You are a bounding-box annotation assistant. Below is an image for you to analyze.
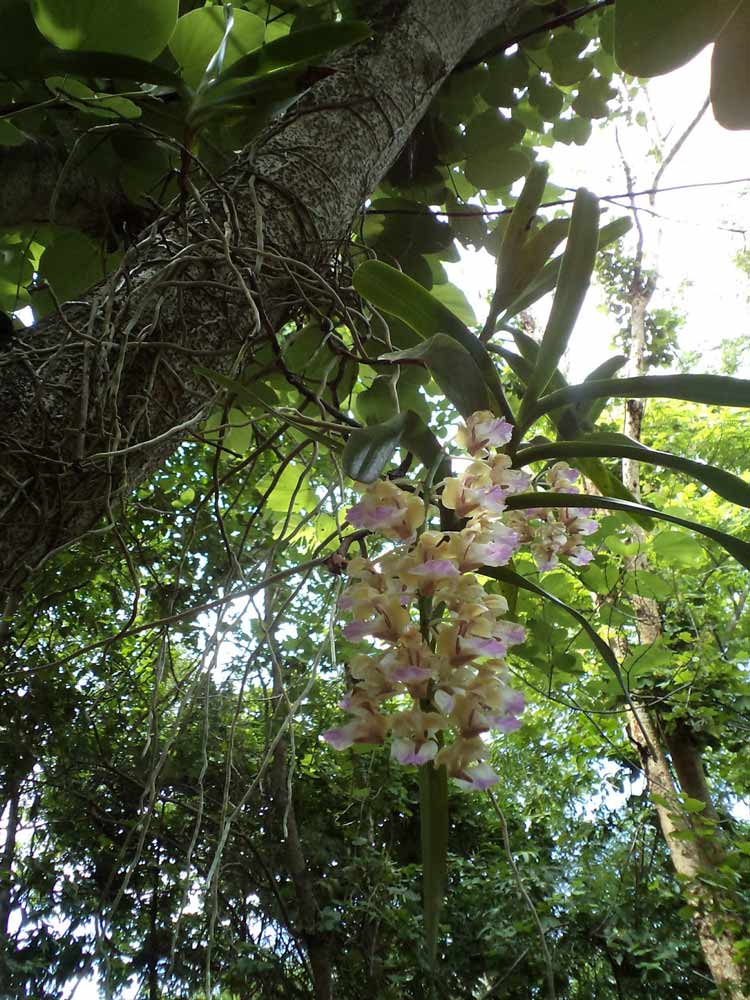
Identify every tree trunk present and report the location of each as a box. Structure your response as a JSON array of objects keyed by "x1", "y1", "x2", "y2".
[
  {"x1": 618, "y1": 207, "x2": 748, "y2": 998},
  {"x1": 0, "y1": 778, "x2": 20, "y2": 992},
  {"x1": 0, "y1": 0, "x2": 524, "y2": 597}
]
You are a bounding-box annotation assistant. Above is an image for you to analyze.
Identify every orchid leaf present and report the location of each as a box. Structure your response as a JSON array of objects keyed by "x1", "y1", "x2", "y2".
[
  {"x1": 501, "y1": 215, "x2": 631, "y2": 321},
  {"x1": 215, "y1": 20, "x2": 371, "y2": 83},
  {"x1": 530, "y1": 373, "x2": 750, "y2": 424},
  {"x1": 342, "y1": 409, "x2": 447, "y2": 483},
  {"x1": 519, "y1": 188, "x2": 600, "y2": 420},
  {"x1": 515, "y1": 433, "x2": 750, "y2": 508},
  {"x1": 382, "y1": 334, "x2": 490, "y2": 418},
  {"x1": 1, "y1": 47, "x2": 184, "y2": 89},
  {"x1": 353, "y1": 260, "x2": 513, "y2": 421}
]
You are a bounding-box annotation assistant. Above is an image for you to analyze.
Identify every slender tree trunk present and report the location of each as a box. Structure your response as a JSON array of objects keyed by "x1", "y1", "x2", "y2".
[
  {"x1": 0, "y1": 778, "x2": 20, "y2": 993},
  {"x1": 0, "y1": 779, "x2": 19, "y2": 938},
  {"x1": 618, "y1": 204, "x2": 748, "y2": 998}
]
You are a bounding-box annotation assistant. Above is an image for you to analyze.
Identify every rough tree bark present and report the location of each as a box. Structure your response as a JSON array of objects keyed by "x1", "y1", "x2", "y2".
[{"x1": 0, "y1": 0, "x2": 524, "y2": 597}]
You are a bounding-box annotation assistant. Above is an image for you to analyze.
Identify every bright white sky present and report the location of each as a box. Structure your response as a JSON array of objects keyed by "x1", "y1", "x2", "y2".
[
  {"x1": 449, "y1": 47, "x2": 750, "y2": 380},
  {"x1": 64, "y1": 45, "x2": 750, "y2": 1000}
]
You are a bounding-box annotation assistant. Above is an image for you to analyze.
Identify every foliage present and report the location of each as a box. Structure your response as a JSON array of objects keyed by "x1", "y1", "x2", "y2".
[{"x1": 2, "y1": 1, "x2": 750, "y2": 998}]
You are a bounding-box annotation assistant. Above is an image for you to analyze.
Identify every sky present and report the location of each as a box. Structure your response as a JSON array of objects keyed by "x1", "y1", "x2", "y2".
[
  {"x1": 49, "y1": 43, "x2": 750, "y2": 1000},
  {"x1": 448, "y1": 47, "x2": 750, "y2": 380}
]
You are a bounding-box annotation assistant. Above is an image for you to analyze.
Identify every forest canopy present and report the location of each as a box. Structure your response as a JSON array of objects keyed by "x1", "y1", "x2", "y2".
[{"x1": 1, "y1": 1, "x2": 750, "y2": 998}]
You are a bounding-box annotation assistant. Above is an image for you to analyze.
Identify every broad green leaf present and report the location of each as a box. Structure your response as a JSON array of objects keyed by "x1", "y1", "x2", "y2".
[
  {"x1": 711, "y1": 0, "x2": 750, "y2": 129},
  {"x1": 354, "y1": 376, "x2": 396, "y2": 426},
  {"x1": 382, "y1": 335, "x2": 490, "y2": 418},
  {"x1": 170, "y1": 7, "x2": 265, "y2": 89},
  {"x1": 515, "y1": 433, "x2": 750, "y2": 508},
  {"x1": 342, "y1": 410, "x2": 446, "y2": 484},
  {"x1": 419, "y1": 763, "x2": 448, "y2": 971},
  {"x1": 31, "y1": 0, "x2": 178, "y2": 61},
  {"x1": 530, "y1": 373, "x2": 750, "y2": 423},
  {"x1": 519, "y1": 188, "x2": 599, "y2": 419},
  {"x1": 614, "y1": 0, "x2": 740, "y2": 77},
  {"x1": 38, "y1": 230, "x2": 107, "y2": 302},
  {"x1": 216, "y1": 20, "x2": 370, "y2": 83},
  {"x1": 501, "y1": 215, "x2": 631, "y2": 321},
  {"x1": 652, "y1": 530, "x2": 705, "y2": 567},
  {"x1": 505, "y1": 492, "x2": 750, "y2": 569},
  {"x1": 353, "y1": 261, "x2": 512, "y2": 421},
  {"x1": 430, "y1": 282, "x2": 477, "y2": 327}
]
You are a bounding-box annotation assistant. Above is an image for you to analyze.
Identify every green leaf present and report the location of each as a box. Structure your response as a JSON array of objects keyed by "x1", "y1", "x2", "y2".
[
  {"x1": 354, "y1": 376, "x2": 397, "y2": 426},
  {"x1": 495, "y1": 163, "x2": 550, "y2": 310},
  {"x1": 614, "y1": 0, "x2": 740, "y2": 77},
  {"x1": 16, "y1": 48, "x2": 184, "y2": 89},
  {"x1": 485, "y1": 566, "x2": 628, "y2": 691},
  {"x1": 551, "y1": 116, "x2": 592, "y2": 145},
  {"x1": 505, "y1": 492, "x2": 750, "y2": 569},
  {"x1": 342, "y1": 410, "x2": 446, "y2": 483},
  {"x1": 419, "y1": 763, "x2": 448, "y2": 970},
  {"x1": 430, "y1": 282, "x2": 477, "y2": 327},
  {"x1": 515, "y1": 433, "x2": 750, "y2": 508},
  {"x1": 519, "y1": 188, "x2": 599, "y2": 419},
  {"x1": 531, "y1": 373, "x2": 750, "y2": 422},
  {"x1": 382, "y1": 335, "x2": 490, "y2": 418},
  {"x1": 38, "y1": 230, "x2": 107, "y2": 302},
  {"x1": 0, "y1": 0, "x2": 49, "y2": 68},
  {"x1": 711, "y1": 1, "x2": 750, "y2": 129},
  {"x1": 216, "y1": 20, "x2": 370, "y2": 83},
  {"x1": 528, "y1": 73, "x2": 564, "y2": 119},
  {"x1": 501, "y1": 215, "x2": 631, "y2": 321},
  {"x1": 31, "y1": 0, "x2": 178, "y2": 61},
  {"x1": 170, "y1": 7, "x2": 265, "y2": 89},
  {"x1": 353, "y1": 261, "x2": 512, "y2": 421},
  {"x1": 575, "y1": 354, "x2": 628, "y2": 424},
  {"x1": 465, "y1": 146, "x2": 531, "y2": 191},
  {"x1": 652, "y1": 530, "x2": 705, "y2": 567},
  {"x1": 188, "y1": 64, "x2": 329, "y2": 127}
]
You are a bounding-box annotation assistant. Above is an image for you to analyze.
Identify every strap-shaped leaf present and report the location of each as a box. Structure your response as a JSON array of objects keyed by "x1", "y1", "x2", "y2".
[
  {"x1": 530, "y1": 373, "x2": 750, "y2": 424},
  {"x1": 484, "y1": 567, "x2": 626, "y2": 688},
  {"x1": 420, "y1": 762, "x2": 448, "y2": 971},
  {"x1": 215, "y1": 21, "x2": 371, "y2": 83},
  {"x1": 505, "y1": 492, "x2": 750, "y2": 569},
  {"x1": 342, "y1": 409, "x2": 447, "y2": 483},
  {"x1": 382, "y1": 335, "x2": 490, "y2": 418},
  {"x1": 501, "y1": 216, "x2": 631, "y2": 322},
  {"x1": 495, "y1": 339, "x2": 647, "y2": 522},
  {"x1": 495, "y1": 163, "x2": 550, "y2": 310},
  {"x1": 2, "y1": 47, "x2": 184, "y2": 89},
  {"x1": 515, "y1": 433, "x2": 750, "y2": 508},
  {"x1": 518, "y1": 188, "x2": 600, "y2": 419},
  {"x1": 575, "y1": 354, "x2": 628, "y2": 425},
  {"x1": 189, "y1": 64, "x2": 331, "y2": 126},
  {"x1": 353, "y1": 261, "x2": 513, "y2": 421}
]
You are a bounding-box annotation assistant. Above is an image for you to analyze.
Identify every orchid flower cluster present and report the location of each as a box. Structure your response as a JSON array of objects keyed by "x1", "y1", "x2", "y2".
[{"x1": 323, "y1": 411, "x2": 598, "y2": 792}]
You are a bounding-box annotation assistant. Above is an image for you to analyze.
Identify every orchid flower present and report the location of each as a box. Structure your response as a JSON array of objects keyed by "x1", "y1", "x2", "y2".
[{"x1": 327, "y1": 416, "x2": 598, "y2": 791}]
